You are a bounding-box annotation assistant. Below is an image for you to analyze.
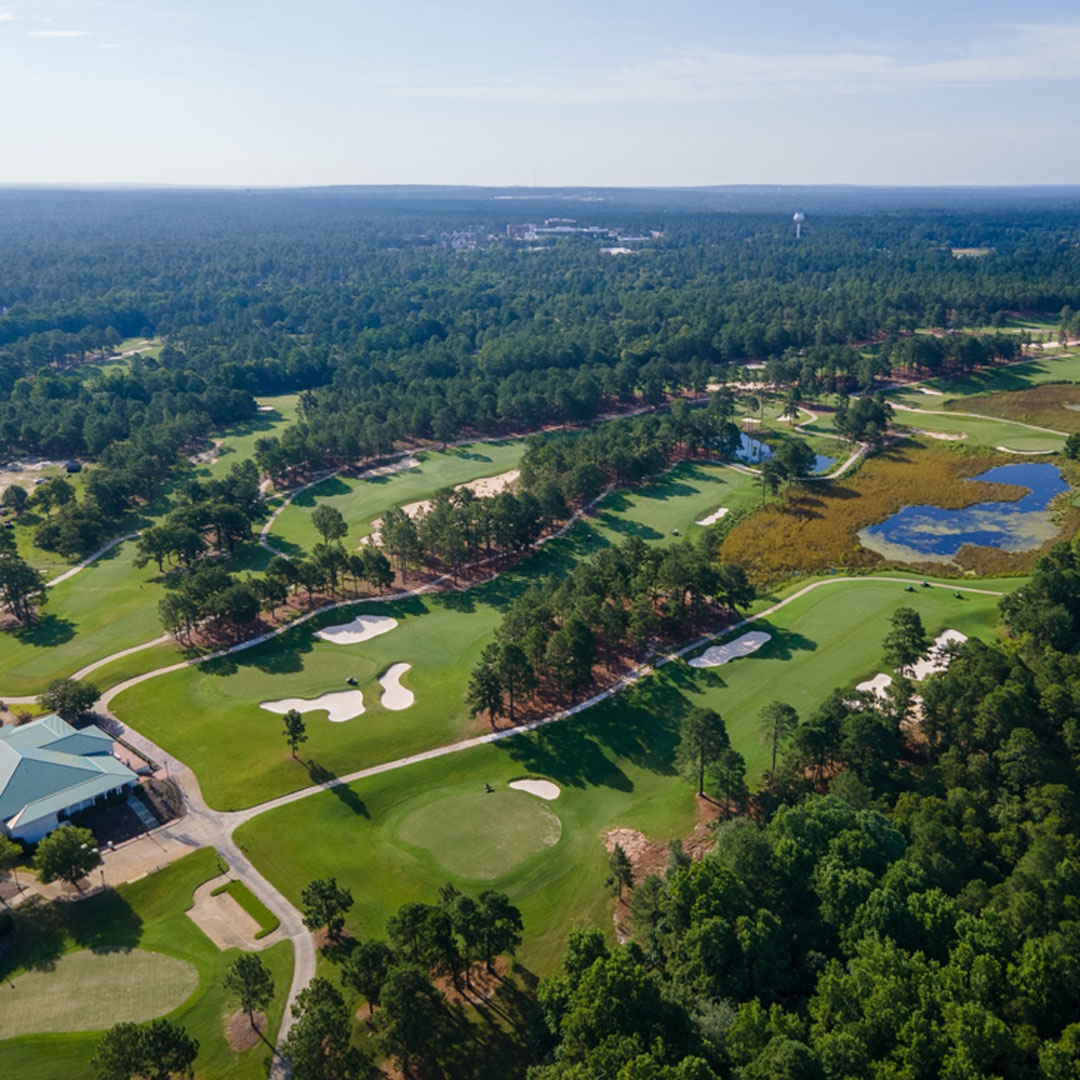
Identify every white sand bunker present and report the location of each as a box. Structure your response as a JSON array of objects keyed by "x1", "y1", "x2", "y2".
[
  {"x1": 509, "y1": 778, "x2": 561, "y2": 800},
  {"x1": 379, "y1": 663, "x2": 414, "y2": 710},
  {"x1": 914, "y1": 429, "x2": 966, "y2": 441},
  {"x1": 695, "y1": 507, "x2": 730, "y2": 527},
  {"x1": 315, "y1": 614, "x2": 398, "y2": 645},
  {"x1": 260, "y1": 690, "x2": 365, "y2": 724},
  {"x1": 856, "y1": 673, "x2": 894, "y2": 700},
  {"x1": 688, "y1": 630, "x2": 771, "y2": 668},
  {"x1": 912, "y1": 629, "x2": 967, "y2": 680},
  {"x1": 256, "y1": 404, "x2": 276, "y2": 412},
  {"x1": 916, "y1": 386, "x2": 944, "y2": 396},
  {"x1": 364, "y1": 468, "x2": 520, "y2": 547},
  {"x1": 856, "y1": 629, "x2": 968, "y2": 699},
  {"x1": 995, "y1": 445, "x2": 1055, "y2": 456}
]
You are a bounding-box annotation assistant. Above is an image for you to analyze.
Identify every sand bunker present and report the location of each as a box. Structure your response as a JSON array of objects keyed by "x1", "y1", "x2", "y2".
[
  {"x1": 995, "y1": 445, "x2": 1055, "y2": 456},
  {"x1": 916, "y1": 386, "x2": 944, "y2": 396},
  {"x1": 856, "y1": 672, "x2": 894, "y2": 700},
  {"x1": 914, "y1": 429, "x2": 966, "y2": 441},
  {"x1": 260, "y1": 690, "x2": 365, "y2": 723},
  {"x1": 856, "y1": 629, "x2": 968, "y2": 698},
  {"x1": 364, "y1": 468, "x2": 520, "y2": 546},
  {"x1": 315, "y1": 614, "x2": 397, "y2": 645},
  {"x1": 379, "y1": 663, "x2": 414, "y2": 710},
  {"x1": 911, "y1": 629, "x2": 967, "y2": 680},
  {"x1": 256, "y1": 404, "x2": 276, "y2": 412},
  {"x1": 695, "y1": 507, "x2": 730, "y2": 527},
  {"x1": 688, "y1": 630, "x2": 771, "y2": 668},
  {"x1": 509, "y1": 778, "x2": 561, "y2": 800}
]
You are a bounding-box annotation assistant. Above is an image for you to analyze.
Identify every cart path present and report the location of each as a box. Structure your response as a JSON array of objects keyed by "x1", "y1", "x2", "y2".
[
  {"x1": 86, "y1": 571, "x2": 1005, "y2": 1066},
  {"x1": 890, "y1": 401, "x2": 1067, "y2": 437}
]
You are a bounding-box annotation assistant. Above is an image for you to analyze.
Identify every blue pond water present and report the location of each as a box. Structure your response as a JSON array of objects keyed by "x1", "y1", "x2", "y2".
[
  {"x1": 859, "y1": 462, "x2": 1069, "y2": 563},
  {"x1": 734, "y1": 432, "x2": 835, "y2": 475}
]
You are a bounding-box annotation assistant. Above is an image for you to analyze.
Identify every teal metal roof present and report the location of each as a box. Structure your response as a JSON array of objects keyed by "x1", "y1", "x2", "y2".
[{"x1": 0, "y1": 715, "x2": 136, "y2": 829}]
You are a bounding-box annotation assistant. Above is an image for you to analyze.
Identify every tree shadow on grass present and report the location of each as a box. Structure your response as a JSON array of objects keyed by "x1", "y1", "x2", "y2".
[
  {"x1": 596, "y1": 512, "x2": 662, "y2": 542},
  {"x1": 496, "y1": 671, "x2": 686, "y2": 788},
  {"x1": 3, "y1": 890, "x2": 143, "y2": 975},
  {"x1": 292, "y1": 476, "x2": 352, "y2": 507},
  {"x1": 304, "y1": 761, "x2": 369, "y2": 818},
  {"x1": 14, "y1": 613, "x2": 75, "y2": 648}
]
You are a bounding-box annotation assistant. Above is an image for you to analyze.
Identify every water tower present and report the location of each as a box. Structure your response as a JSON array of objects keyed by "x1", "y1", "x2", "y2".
[{"x1": 793, "y1": 211, "x2": 805, "y2": 239}]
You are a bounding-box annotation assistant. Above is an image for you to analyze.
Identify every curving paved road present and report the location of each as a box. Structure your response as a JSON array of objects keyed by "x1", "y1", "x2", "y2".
[{"x1": 87, "y1": 572, "x2": 1004, "y2": 1062}]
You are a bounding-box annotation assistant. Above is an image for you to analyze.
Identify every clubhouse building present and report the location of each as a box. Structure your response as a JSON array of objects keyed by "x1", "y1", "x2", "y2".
[{"x1": 0, "y1": 714, "x2": 137, "y2": 842}]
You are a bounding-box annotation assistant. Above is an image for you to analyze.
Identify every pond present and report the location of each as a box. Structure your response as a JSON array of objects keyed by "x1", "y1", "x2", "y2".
[
  {"x1": 859, "y1": 462, "x2": 1069, "y2": 563},
  {"x1": 735, "y1": 432, "x2": 835, "y2": 475}
]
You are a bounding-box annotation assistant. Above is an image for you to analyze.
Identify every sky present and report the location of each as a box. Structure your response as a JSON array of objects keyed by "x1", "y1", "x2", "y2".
[{"x1": 3, "y1": 0, "x2": 1080, "y2": 187}]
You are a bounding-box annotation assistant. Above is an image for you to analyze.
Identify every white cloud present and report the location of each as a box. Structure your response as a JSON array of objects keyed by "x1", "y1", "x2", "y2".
[
  {"x1": 27, "y1": 29, "x2": 89, "y2": 39},
  {"x1": 401, "y1": 20, "x2": 1080, "y2": 105},
  {"x1": 0, "y1": 12, "x2": 15, "y2": 21}
]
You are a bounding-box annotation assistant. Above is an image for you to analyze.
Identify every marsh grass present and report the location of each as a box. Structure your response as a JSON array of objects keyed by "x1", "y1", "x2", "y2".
[{"x1": 720, "y1": 439, "x2": 1077, "y2": 581}]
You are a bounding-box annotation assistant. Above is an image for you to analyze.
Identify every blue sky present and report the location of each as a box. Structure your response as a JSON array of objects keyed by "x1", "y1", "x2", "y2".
[{"x1": 3, "y1": 0, "x2": 1080, "y2": 186}]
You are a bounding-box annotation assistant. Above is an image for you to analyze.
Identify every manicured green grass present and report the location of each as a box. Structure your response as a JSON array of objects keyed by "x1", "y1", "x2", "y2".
[
  {"x1": 890, "y1": 406, "x2": 1062, "y2": 452},
  {"x1": 238, "y1": 574, "x2": 1013, "y2": 975},
  {"x1": 268, "y1": 440, "x2": 524, "y2": 557},
  {"x1": 197, "y1": 394, "x2": 299, "y2": 485},
  {"x1": 211, "y1": 879, "x2": 280, "y2": 939},
  {"x1": 109, "y1": 463, "x2": 759, "y2": 810},
  {"x1": 0, "y1": 540, "x2": 169, "y2": 695},
  {"x1": 0, "y1": 849, "x2": 294, "y2": 1080},
  {"x1": 399, "y1": 791, "x2": 562, "y2": 879},
  {"x1": 0, "y1": 398, "x2": 302, "y2": 696},
  {"x1": 237, "y1": 738, "x2": 694, "y2": 974},
  {"x1": 0, "y1": 949, "x2": 198, "y2": 1038},
  {"x1": 887, "y1": 350, "x2": 1080, "y2": 407}
]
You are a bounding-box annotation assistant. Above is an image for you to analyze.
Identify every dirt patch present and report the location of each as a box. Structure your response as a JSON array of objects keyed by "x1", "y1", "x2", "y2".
[
  {"x1": 187, "y1": 874, "x2": 269, "y2": 950},
  {"x1": 225, "y1": 1009, "x2": 267, "y2": 1052},
  {"x1": 431, "y1": 955, "x2": 512, "y2": 1007}
]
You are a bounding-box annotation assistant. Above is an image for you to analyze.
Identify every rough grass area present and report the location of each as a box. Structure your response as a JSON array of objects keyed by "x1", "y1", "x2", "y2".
[
  {"x1": 399, "y1": 791, "x2": 562, "y2": 880},
  {"x1": 210, "y1": 879, "x2": 280, "y2": 939},
  {"x1": 720, "y1": 440, "x2": 1077, "y2": 581},
  {"x1": 950, "y1": 382, "x2": 1080, "y2": 434},
  {"x1": 237, "y1": 575, "x2": 1011, "y2": 975},
  {"x1": 0, "y1": 950, "x2": 198, "y2": 1038},
  {"x1": 0, "y1": 849, "x2": 293, "y2": 1080}
]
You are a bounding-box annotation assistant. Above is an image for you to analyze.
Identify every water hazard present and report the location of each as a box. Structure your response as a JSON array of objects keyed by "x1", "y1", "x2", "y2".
[
  {"x1": 859, "y1": 462, "x2": 1068, "y2": 563},
  {"x1": 735, "y1": 432, "x2": 835, "y2": 475}
]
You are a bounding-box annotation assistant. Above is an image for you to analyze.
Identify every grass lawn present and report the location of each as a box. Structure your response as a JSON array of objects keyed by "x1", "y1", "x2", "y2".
[
  {"x1": 886, "y1": 350, "x2": 1080, "y2": 407},
  {"x1": 0, "y1": 540, "x2": 169, "y2": 695},
  {"x1": 0, "y1": 849, "x2": 293, "y2": 1080},
  {"x1": 237, "y1": 574, "x2": 1011, "y2": 975},
  {"x1": 109, "y1": 463, "x2": 760, "y2": 810},
  {"x1": 196, "y1": 394, "x2": 299, "y2": 485},
  {"x1": 0, "y1": 949, "x2": 198, "y2": 1038},
  {"x1": 0, "y1": 398, "x2": 302, "y2": 696},
  {"x1": 268, "y1": 440, "x2": 525, "y2": 558},
  {"x1": 890, "y1": 406, "x2": 1062, "y2": 452}
]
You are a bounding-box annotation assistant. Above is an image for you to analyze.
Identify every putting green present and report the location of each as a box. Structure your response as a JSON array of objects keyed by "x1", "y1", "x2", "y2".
[
  {"x1": 0, "y1": 949, "x2": 198, "y2": 1038},
  {"x1": 398, "y1": 791, "x2": 562, "y2": 880}
]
